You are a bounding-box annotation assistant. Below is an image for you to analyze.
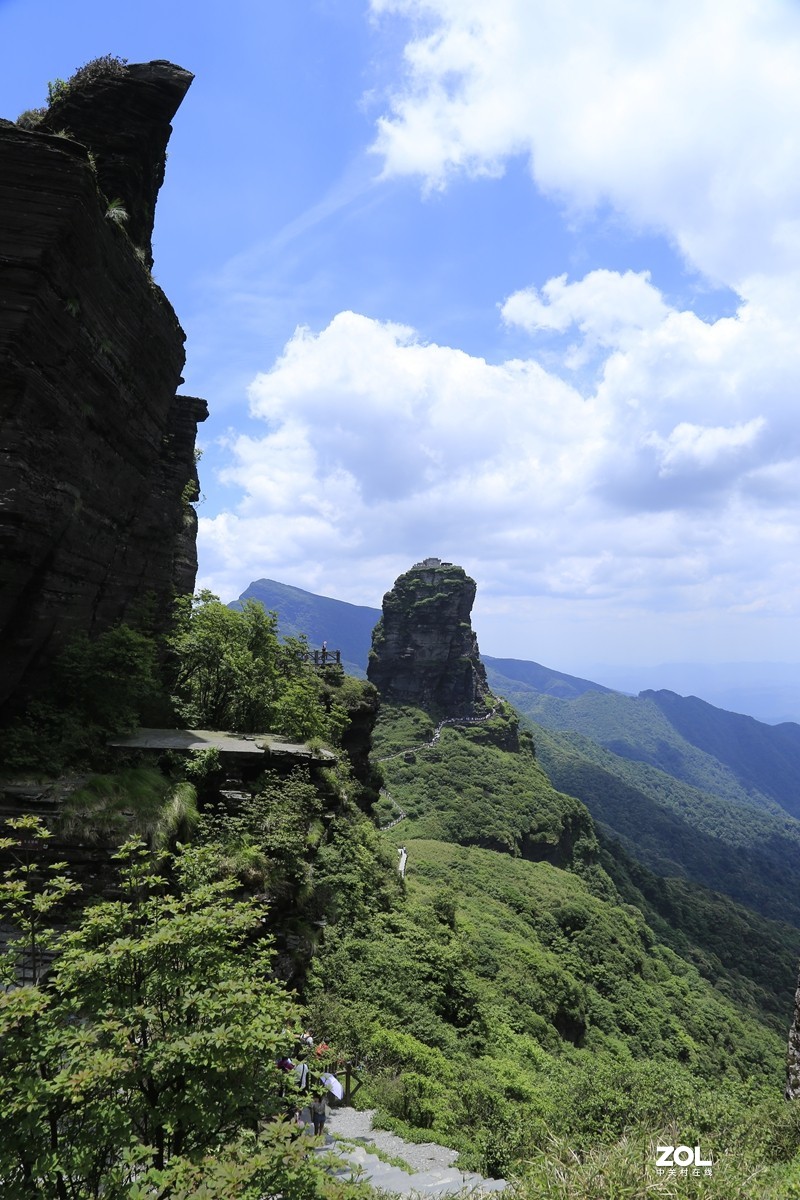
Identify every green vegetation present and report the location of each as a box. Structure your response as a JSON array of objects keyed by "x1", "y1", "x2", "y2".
[
  {"x1": 529, "y1": 722, "x2": 800, "y2": 927},
  {"x1": 17, "y1": 54, "x2": 128, "y2": 123},
  {"x1": 644, "y1": 688, "x2": 800, "y2": 818},
  {"x1": 0, "y1": 623, "x2": 166, "y2": 774},
  {"x1": 194, "y1": 765, "x2": 400, "y2": 947},
  {"x1": 168, "y1": 591, "x2": 351, "y2": 743},
  {"x1": 513, "y1": 1127, "x2": 800, "y2": 1199},
  {"x1": 514, "y1": 689, "x2": 779, "y2": 810},
  {"x1": 0, "y1": 816, "x2": 80, "y2": 985},
  {"x1": 65, "y1": 54, "x2": 128, "y2": 89},
  {"x1": 0, "y1": 706, "x2": 393, "y2": 1196},
  {"x1": 4, "y1": 576, "x2": 800, "y2": 1195},
  {"x1": 15, "y1": 107, "x2": 47, "y2": 129},
  {"x1": 0, "y1": 591, "x2": 368, "y2": 777},
  {"x1": 599, "y1": 834, "x2": 800, "y2": 1035},
  {"x1": 105, "y1": 197, "x2": 129, "y2": 223},
  {"x1": 374, "y1": 703, "x2": 601, "y2": 871},
  {"x1": 302, "y1": 695, "x2": 800, "y2": 1189},
  {"x1": 59, "y1": 768, "x2": 198, "y2": 848},
  {"x1": 308, "y1": 836, "x2": 791, "y2": 1179},
  {"x1": 0, "y1": 829, "x2": 364, "y2": 1199}
]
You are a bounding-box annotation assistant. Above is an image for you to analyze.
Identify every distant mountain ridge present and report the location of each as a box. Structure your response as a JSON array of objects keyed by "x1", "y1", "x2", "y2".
[
  {"x1": 231, "y1": 578, "x2": 378, "y2": 676},
  {"x1": 230, "y1": 578, "x2": 614, "y2": 700},
  {"x1": 644, "y1": 688, "x2": 800, "y2": 817},
  {"x1": 481, "y1": 656, "x2": 614, "y2": 699},
  {"x1": 585, "y1": 661, "x2": 800, "y2": 726}
]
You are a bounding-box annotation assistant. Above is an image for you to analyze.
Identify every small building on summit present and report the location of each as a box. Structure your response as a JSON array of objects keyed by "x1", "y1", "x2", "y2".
[{"x1": 411, "y1": 557, "x2": 454, "y2": 570}]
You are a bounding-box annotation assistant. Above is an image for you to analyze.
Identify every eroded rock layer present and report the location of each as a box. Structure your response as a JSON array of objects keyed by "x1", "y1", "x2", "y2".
[
  {"x1": 367, "y1": 558, "x2": 489, "y2": 715},
  {"x1": 0, "y1": 61, "x2": 207, "y2": 716}
]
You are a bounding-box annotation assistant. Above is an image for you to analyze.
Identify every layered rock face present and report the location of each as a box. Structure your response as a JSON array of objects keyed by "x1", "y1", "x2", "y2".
[
  {"x1": 367, "y1": 558, "x2": 490, "y2": 715},
  {"x1": 0, "y1": 61, "x2": 207, "y2": 717}
]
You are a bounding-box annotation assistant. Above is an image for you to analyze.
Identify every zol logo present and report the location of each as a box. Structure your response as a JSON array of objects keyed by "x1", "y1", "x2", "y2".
[{"x1": 655, "y1": 1146, "x2": 712, "y2": 1168}]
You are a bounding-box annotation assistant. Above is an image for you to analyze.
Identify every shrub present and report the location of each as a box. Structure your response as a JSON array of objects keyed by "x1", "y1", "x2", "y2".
[
  {"x1": 68, "y1": 54, "x2": 128, "y2": 89},
  {"x1": 16, "y1": 107, "x2": 46, "y2": 129}
]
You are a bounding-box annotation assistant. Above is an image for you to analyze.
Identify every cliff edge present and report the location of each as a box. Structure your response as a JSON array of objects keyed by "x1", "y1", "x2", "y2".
[{"x1": 0, "y1": 59, "x2": 207, "y2": 717}]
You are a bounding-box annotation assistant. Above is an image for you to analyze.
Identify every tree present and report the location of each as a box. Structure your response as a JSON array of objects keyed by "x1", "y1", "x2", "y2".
[
  {"x1": 0, "y1": 835, "x2": 353, "y2": 1199},
  {"x1": 168, "y1": 592, "x2": 342, "y2": 743},
  {"x1": 169, "y1": 591, "x2": 283, "y2": 730},
  {"x1": 0, "y1": 815, "x2": 79, "y2": 986}
]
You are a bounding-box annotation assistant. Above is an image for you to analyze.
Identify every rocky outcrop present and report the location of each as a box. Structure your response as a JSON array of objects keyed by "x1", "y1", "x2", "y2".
[
  {"x1": 39, "y1": 59, "x2": 193, "y2": 270},
  {"x1": 0, "y1": 61, "x2": 207, "y2": 718},
  {"x1": 367, "y1": 558, "x2": 490, "y2": 715},
  {"x1": 786, "y1": 975, "x2": 800, "y2": 1099}
]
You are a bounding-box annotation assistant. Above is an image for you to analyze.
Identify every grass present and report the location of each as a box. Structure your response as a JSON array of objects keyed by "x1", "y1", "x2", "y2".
[
  {"x1": 334, "y1": 1137, "x2": 416, "y2": 1174},
  {"x1": 513, "y1": 1130, "x2": 800, "y2": 1199},
  {"x1": 59, "y1": 767, "x2": 197, "y2": 845}
]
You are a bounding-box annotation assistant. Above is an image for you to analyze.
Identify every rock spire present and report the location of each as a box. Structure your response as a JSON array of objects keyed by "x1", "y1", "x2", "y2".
[{"x1": 367, "y1": 559, "x2": 489, "y2": 715}]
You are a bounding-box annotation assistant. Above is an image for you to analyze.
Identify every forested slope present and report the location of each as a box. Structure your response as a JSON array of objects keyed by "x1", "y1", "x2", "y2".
[
  {"x1": 310, "y1": 698, "x2": 799, "y2": 1187},
  {"x1": 529, "y1": 723, "x2": 800, "y2": 927}
]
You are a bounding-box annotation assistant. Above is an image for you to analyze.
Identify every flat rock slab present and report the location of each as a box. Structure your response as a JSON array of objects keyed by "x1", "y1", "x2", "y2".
[
  {"x1": 108, "y1": 728, "x2": 336, "y2": 760},
  {"x1": 108, "y1": 728, "x2": 265, "y2": 753}
]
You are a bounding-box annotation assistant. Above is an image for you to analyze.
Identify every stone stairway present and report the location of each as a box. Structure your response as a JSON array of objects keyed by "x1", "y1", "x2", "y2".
[{"x1": 318, "y1": 1106, "x2": 507, "y2": 1196}]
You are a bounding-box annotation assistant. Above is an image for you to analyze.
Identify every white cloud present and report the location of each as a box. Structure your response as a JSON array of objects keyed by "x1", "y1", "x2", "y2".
[
  {"x1": 239, "y1": 310, "x2": 589, "y2": 507},
  {"x1": 199, "y1": 284, "x2": 800, "y2": 656},
  {"x1": 501, "y1": 270, "x2": 671, "y2": 368},
  {"x1": 644, "y1": 418, "x2": 766, "y2": 476},
  {"x1": 369, "y1": 0, "x2": 800, "y2": 292}
]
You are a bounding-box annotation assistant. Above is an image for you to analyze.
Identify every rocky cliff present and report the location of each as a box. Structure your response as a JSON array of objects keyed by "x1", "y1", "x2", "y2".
[
  {"x1": 0, "y1": 59, "x2": 207, "y2": 717},
  {"x1": 786, "y1": 980, "x2": 800, "y2": 1099},
  {"x1": 367, "y1": 558, "x2": 490, "y2": 715}
]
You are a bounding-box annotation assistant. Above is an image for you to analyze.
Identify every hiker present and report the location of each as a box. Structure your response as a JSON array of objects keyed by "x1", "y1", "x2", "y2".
[
  {"x1": 294, "y1": 1060, "x2": 310, "y2": 1091},
  {"x1": 310, "y1": 1092, "x2": 327, "y2": 1136},
  {"x1": 300, "y1": 1028, "x2": 315, "y2": 1048}
]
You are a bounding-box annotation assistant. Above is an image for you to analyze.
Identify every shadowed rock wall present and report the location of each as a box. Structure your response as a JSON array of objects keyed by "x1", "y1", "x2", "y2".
[
  {"x1": 0, "y1": 61, "x2": 207, "y2": 716},
  {"x1": 367, "y1": 558, "x2": 489, "y2": 715}
]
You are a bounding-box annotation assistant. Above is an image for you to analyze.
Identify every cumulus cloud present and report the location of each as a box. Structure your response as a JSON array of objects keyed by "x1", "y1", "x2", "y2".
[
  {"x1": 501, "y1": 269, "x2": 672, "y2": 367},
  {"x1": 369, "y1": 0, "x2": 800, "y2": 291},
  {"x1": 502, "y1": 270, "x2": 669, "y2": 340},
  {"x1": 644, "y1": 418, "x2": 766, "y2": 476},
  {"x1": 199, "y1": 283, "x2": 800, "y2": 656}
]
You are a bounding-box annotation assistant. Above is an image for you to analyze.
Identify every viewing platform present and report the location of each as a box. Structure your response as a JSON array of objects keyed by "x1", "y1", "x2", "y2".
[{"x1": 310, "y1": 646, "x2": 342, "y2": 668}]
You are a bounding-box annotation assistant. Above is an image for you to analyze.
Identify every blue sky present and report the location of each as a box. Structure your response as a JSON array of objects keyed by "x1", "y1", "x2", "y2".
[{"x1": 3, "y1": 0, "x2": 800, "y2": 674}]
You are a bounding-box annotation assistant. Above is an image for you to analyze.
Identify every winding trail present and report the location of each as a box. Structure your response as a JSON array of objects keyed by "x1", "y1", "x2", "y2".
[
  {"x1": 377, "y1": 707, "x2": 500, "y2": 766},
  {"x1": 376, "y1": 707, "x2": 500, "y2": 834}
]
